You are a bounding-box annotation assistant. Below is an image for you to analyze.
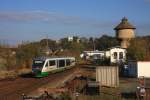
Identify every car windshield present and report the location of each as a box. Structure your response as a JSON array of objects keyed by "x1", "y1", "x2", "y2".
[{"x1": 32, "y1": 60, "x2": 45, "y2": 68}]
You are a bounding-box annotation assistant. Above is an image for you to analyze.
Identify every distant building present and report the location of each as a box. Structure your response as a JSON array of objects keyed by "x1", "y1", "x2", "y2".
[
  {"x1": 114, "y1": 17, "x2": 136, "y2": 48},
  {"x1": 80, "y1": 50, "x2": 105, "y2": 60},
  {"x1": 76, "y1": 38, "x2": 80, "y2": 43},
  {"x1": 68, "y1": 36, "x2": 74, "y2": 42},
  {"x1": 67, "y1": 36, "x2": 80, "y2": 43},
  {"x1": 56, "y1": 40, "x2": 60, "y2": 44}
]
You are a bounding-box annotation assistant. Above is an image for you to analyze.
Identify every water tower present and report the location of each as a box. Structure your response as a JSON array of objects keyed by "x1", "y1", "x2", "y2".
[{"x1": 114, "y1": 17, "x2": 136, "y2": 48}]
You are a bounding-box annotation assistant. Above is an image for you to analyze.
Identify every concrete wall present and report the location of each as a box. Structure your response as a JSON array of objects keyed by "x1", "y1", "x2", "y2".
[
  {"x1": 117, "y1": 29, "x2": 135, "y2": 39},
  {"x1": 117, "y1": 29, "x2": 135, "y2": 48},
  {"x1": 137, "y1": 61, "x2": 150, "y2": 78}
]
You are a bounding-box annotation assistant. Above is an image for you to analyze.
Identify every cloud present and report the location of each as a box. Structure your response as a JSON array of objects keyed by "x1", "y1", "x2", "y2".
[
  {"x1": 0, "y1": 10, "x2": 116, "y2": 44},
  {"x1": 0, "y1": 10, "x2": 113, "y2": 28},
  {"x1": 0, "y1": 11, "x2": 81, "y2": 24}
]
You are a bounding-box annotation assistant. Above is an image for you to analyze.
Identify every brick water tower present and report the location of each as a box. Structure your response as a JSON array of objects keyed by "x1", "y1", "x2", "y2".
[{"x1": 114, "y1": 17, "x2": 136, "y2": 48}]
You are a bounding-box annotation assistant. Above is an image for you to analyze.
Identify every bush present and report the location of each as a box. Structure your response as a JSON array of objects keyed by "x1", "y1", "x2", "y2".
[{"x1": 57, "y1": 93, "x2": 71, "y2": 100}]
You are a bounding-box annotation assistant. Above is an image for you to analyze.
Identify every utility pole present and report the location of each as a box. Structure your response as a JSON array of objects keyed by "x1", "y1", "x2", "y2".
[
  {"x1": 93, "y1": 39, "x2": 95, "y2": 51},
  {"x1": 45, "y1": 34, "x2": 49, "y2": 56},
  {"x1": 46, "y1": 34, "x2": 49, "y2": 50}
]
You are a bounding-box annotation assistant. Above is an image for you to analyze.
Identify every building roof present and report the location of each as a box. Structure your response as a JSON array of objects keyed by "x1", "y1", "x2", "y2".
[
  {"x1": 106, "y1": 46, "x2": 126, "y2": 51},
  {"x1": 114, "y1": 17, "x2": 136, "y2": 30},
  {"x1": 83, "y1": 50, "x2": 105, "y2": 53}
]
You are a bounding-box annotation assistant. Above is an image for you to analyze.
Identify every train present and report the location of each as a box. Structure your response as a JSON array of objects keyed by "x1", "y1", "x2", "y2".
[{"x1": 32, "y1": 57, "x2": 76, "y2": 77}]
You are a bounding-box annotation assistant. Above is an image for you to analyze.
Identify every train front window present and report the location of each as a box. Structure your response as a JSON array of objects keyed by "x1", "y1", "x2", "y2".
[
  {"x1": 45, "y1": 62, "x2": 48, "y2": 67},
  {"x1": 32, "y1": 60, "x2": 45, "y2": 68}
]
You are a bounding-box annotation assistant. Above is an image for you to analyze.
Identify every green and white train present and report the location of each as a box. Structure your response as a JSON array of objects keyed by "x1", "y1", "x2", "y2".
[{"x1": 32, "y1": 57, "x2": 75, "y2": 77}]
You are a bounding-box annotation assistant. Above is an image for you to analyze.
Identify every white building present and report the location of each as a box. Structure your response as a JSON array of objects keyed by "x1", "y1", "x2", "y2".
[
  {"x1": 80, "y1": 50, "x2": 105, "y2": 59},
  {"x1": 68, "y1": 36, "x2": 74, "y2": 42},
  {"x1": 105, "y1": 46, "x2": 126, "y2": 63},
  {"x1": 67, "y1": 36, "x2": 80, "y2": 43},
  {"x1": 81, "y1": 46, "x2": 126, "y2": 64}
]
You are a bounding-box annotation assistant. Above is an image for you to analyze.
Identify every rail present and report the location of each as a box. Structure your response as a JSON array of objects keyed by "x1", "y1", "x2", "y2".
[{"x1": 22, "y1": 91, "x2": 53, "y2": 100}]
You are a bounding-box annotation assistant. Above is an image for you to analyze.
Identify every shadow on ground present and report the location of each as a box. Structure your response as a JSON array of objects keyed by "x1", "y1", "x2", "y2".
[
  {"x1": 19, "y1": 73, "x2": 34, "y2": 78},
  {"x1": 121, "y1": 92, "x2": 137, "y2": 99}
]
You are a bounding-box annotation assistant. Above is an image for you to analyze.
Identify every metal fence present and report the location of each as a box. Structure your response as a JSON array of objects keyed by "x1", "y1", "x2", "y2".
[{"x1": 96, "y1": 66, "x2": 119, "y2": 87}]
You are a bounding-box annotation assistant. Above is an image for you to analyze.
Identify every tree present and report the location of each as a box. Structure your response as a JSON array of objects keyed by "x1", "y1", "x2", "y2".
[
  {"x1": 40, "y1": 39, "x2": 57, "y2": 50},
  {"x1": 1, "y1": 49, "x2": 16, "y2": 70},
  {"x1": 95, "y1": 35, "x2": 119, "y2": 50},
  {"x1": 60, "y1": 38, "x2": 72, "y2": 49},
  {"x1": 127, "y1": 37, "x2": 150, "y2": 61},
  {"x1": 16, "y1": 42, "x2": 41, "y2": 68}
]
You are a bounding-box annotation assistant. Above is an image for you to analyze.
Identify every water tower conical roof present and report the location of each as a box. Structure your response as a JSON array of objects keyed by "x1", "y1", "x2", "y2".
[{"x1": 114, "y1": 17, "x2": 136, "y2": 30}]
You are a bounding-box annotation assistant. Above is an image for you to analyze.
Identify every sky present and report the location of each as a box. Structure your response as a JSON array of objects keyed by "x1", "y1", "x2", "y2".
[{"x1": 0, "y1": 0, "x2": 150, "y2": 45}]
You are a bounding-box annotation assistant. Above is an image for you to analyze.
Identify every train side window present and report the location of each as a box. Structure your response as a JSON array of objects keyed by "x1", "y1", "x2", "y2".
[
  {"x1": 59, "y1": 60, "x2": 65, "y2": 67},
  {"x1": 45, "y1": 62, "x2": 48, "y2": 67},
  {"x1": 49, "y1": 60, "x2": 55, "y2": 66},
  {"x1": 66, "y1": 59, "x2": 71, "y2": 66}
]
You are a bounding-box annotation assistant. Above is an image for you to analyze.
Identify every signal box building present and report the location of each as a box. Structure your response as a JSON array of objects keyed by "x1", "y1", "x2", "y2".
[{"x1": 105, "y1": 46, "x2": 126, "y2": 64}]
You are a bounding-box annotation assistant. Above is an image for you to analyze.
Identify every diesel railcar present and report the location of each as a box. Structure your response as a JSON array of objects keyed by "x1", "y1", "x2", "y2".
[{"x1": 32, "y1": 57, "x2": 75, "y2": 77}]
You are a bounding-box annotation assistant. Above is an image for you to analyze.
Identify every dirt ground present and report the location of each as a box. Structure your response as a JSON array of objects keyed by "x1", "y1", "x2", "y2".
[
  {"x1": 0, "y1": 67, "x2": 77, "y2": 100},
  {"x1": 0, "y1": 64, "x2": 149, "y2": 100}
]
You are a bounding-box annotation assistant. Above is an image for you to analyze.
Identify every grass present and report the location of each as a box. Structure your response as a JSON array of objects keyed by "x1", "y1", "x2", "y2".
[
  {"x1": 0, "y1": 70, "x2": 18, "y2": 79},
  {"x1": 17, "y1": 68, "x2": 32, "y2": 75},
  {"x1": 119, "y1": 78, "x2": 138, "y2": 93},
  {"x1": 0, "y1": 68, "x2": 31, "y2": 80}
]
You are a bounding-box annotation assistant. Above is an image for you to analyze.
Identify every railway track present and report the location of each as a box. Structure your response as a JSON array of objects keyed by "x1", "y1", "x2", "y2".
[{"x1": 0, "y1": 66, "x2": 78, "y2": 100}]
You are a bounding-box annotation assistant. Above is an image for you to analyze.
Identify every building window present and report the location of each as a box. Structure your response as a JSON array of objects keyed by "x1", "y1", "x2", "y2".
[
  {"x1": 119, "y1": 52, "x2": 123, "y2": 59},
  {"x1": 114, "y1": 52, "x2": 117, "y2": 59}
]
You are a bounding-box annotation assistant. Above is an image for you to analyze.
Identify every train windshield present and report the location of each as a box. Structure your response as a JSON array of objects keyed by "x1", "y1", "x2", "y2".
[{"x1": 32, "y1": 60, "x2": 45, "y2": 68}]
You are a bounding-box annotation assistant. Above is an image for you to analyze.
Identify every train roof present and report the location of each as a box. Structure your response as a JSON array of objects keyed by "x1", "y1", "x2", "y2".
[{"x1": 33, "y1": 56, "x2": 75, "y2": 61}]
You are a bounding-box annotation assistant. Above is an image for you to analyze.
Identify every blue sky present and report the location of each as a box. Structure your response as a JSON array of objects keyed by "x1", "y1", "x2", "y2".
[{"x1": 0, "y1": 0, "x2": 150, "y2": 45}]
